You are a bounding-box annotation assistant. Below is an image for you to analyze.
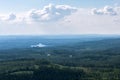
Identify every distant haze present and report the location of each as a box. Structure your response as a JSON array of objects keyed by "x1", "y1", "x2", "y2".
[{"x1": 0, "y1": 35, "x2": 119, "y2": 50}]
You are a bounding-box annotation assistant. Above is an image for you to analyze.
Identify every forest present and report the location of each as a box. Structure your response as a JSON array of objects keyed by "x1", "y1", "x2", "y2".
[{"x1": 0, "y1": 38, "x2": 120, "y2": 80}]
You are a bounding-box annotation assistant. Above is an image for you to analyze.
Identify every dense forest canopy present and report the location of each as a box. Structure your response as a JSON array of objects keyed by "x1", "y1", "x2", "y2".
[{"x1": 0, "y1": 36, "x2": 120, "y2": 80}]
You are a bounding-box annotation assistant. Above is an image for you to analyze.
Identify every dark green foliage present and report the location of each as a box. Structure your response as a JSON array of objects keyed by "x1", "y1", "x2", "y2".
[
  {"x1": 0, "y1": 38, "x2": 120, "y2": 79},
  {"x1": 0, "y1": 60, "x2": 86, "y2": 80}
]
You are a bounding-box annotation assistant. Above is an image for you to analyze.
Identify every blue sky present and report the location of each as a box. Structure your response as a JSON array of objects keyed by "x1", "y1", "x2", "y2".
[{"x1": 0, "y1": 0, "x2": 120, "y2": 35}]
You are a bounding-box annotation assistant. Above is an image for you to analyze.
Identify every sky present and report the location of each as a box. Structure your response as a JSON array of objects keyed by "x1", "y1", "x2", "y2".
[{"x1": 0, "y1": 0, "x2": 120, "y2": 35}]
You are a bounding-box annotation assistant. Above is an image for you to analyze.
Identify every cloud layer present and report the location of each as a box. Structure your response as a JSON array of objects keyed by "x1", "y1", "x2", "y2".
[
  {"x1": 0, "y1": 4, "x2": 120, "y2": 35},
  {"x1": 0, "y1": 4, "x2": 77, "y2": 24},
  {"x1": 1, "y1": 5, "x2": 120, "y2": 23}
]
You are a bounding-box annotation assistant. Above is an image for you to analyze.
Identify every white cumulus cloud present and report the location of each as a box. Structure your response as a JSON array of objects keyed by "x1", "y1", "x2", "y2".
[
  {"x1": 6, "y1": 13, "x2": 16, "y2": 21},
  {"x1": 91, "y1": 6, "x2": 118, "y2": 16},
  {"x1": 26, "y1": 4, "x2": 77, "y2": 22},
  {"x1": 0, "y1": 13, "x2": 16, "y2": 21}
]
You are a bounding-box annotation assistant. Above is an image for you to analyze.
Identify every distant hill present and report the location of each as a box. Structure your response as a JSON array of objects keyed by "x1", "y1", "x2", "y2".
[{"x1": 61, "y1": 38, "x2": 120, "y2": 51}]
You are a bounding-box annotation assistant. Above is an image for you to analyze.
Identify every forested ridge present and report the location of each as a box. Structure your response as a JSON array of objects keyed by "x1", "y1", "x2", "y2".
[{"x1": 0, "y1": 38, "x2": 120, "y2": 80}]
